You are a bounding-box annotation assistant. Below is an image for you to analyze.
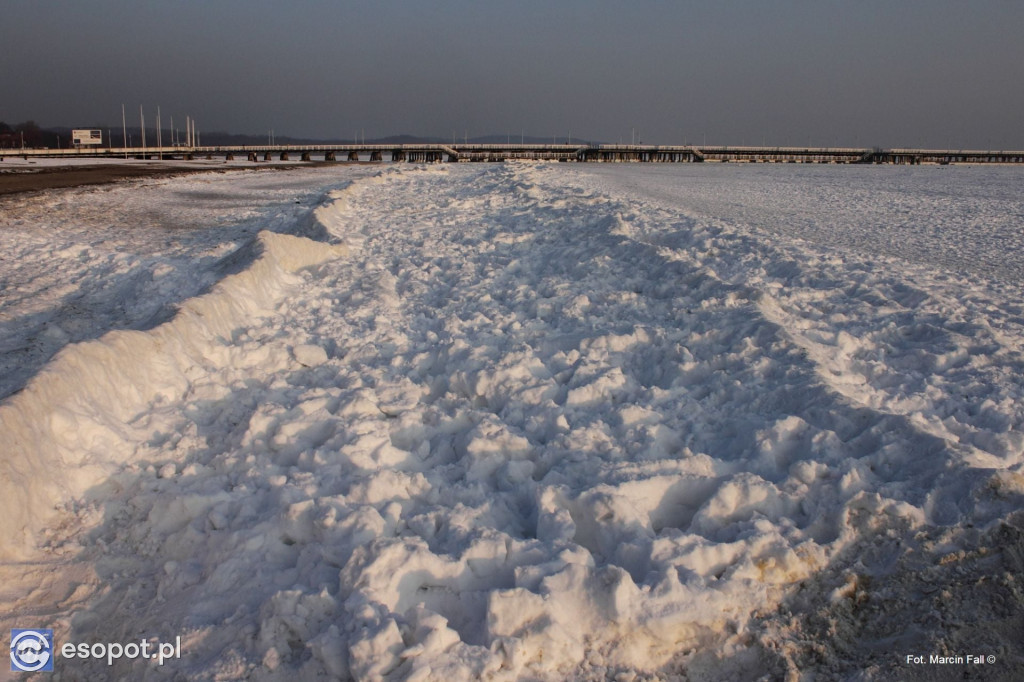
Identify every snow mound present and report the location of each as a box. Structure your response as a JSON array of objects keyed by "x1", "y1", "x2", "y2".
[{"x1": 0, "y1": 228, "x2": 347, "y2": 559}]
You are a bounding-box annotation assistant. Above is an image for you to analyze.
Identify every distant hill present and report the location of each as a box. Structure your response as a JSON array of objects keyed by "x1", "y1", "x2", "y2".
[{"x1": 455, "y1": 134, "x2": 599, "y2": 146}]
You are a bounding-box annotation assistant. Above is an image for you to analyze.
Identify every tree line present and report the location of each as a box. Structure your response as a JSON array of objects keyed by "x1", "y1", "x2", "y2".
[{"x1": 0, "y1": 121, "x2": 60, "y2": 149}]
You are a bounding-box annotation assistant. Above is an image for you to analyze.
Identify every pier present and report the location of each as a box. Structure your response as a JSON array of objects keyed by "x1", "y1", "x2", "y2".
[{"x1": 2, "y1": 144, "x2": 1023, "y2": 165}]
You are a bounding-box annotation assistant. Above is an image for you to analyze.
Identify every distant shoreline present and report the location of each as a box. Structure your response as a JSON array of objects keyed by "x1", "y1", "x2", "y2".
[{"x1": 0, "y1": 162, "x2": 317, "y2": 197}]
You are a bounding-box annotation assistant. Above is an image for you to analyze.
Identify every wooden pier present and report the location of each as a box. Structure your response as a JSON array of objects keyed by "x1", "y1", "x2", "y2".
[{"x1": 3, "y1": 144, "x2": 1023, "y2": 165}]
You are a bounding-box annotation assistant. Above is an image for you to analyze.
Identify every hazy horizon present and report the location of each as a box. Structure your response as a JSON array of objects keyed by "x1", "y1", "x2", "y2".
[{"x1": 3, "y1": 1, "x2": 1023, "y2": 149}]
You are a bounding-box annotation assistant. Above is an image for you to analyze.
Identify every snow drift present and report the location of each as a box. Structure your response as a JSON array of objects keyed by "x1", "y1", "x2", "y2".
[
  {"x1": 2, "y1": 162, "x2": 1023, "y2": 680},
  {"x1": 0, "y1": 226, "x2": 347, "y2": 559}
]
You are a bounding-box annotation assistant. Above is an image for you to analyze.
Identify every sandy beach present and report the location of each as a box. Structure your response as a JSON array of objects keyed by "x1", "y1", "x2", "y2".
[{"x1": 0, "y1": 160, "x2": 314, "y2": 196}]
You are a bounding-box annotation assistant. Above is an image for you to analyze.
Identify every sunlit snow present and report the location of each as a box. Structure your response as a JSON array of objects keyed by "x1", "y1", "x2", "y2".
[{"x1": 2, "y1": 162, "x2": 1023, "y2": 679}]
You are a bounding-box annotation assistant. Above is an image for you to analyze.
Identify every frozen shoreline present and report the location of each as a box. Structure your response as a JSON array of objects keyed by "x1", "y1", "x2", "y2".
[
  {"x1": 2, "y1": 163, "x2": 1023, "y2": 679},
  {"x1": 0, "y1": 157, "x2": 319, "y2": 195}
]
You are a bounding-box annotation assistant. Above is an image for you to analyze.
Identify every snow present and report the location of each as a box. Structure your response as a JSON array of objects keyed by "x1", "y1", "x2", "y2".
[{"x1": 2, "y1": 161, "x2": 1024, "y2": 679}]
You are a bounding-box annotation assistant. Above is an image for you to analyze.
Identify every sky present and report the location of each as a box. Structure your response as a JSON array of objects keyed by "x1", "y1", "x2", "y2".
[{"x1": 3, "y1": 0, "x2": 1023, "y2": 148}]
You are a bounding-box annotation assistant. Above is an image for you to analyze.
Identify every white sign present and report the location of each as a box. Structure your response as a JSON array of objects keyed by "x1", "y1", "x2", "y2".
[{"x1": 72, "y1": 129, "x2": 102, "y2": 146}]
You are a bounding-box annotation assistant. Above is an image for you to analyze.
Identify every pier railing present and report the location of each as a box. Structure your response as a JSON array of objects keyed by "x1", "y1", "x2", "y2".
[{"x1": 2, "y1": 144, "x2": 1023, "y2": 164}]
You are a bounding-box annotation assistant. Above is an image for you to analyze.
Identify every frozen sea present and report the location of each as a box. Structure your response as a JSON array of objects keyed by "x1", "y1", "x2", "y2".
[{"x1": 2, "y1": 162, "x2": 1023, "y2": 680}]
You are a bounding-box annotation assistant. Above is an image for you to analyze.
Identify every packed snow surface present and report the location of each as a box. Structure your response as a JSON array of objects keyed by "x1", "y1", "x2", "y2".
[{"x1": 2, "y1": 162, "x2": 1024, "y2": 679}]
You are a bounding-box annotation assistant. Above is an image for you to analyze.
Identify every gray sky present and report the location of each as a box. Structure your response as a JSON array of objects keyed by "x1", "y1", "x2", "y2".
[{"x1": 3, "y1": 0, "x2": 1022, "y2": 148}]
